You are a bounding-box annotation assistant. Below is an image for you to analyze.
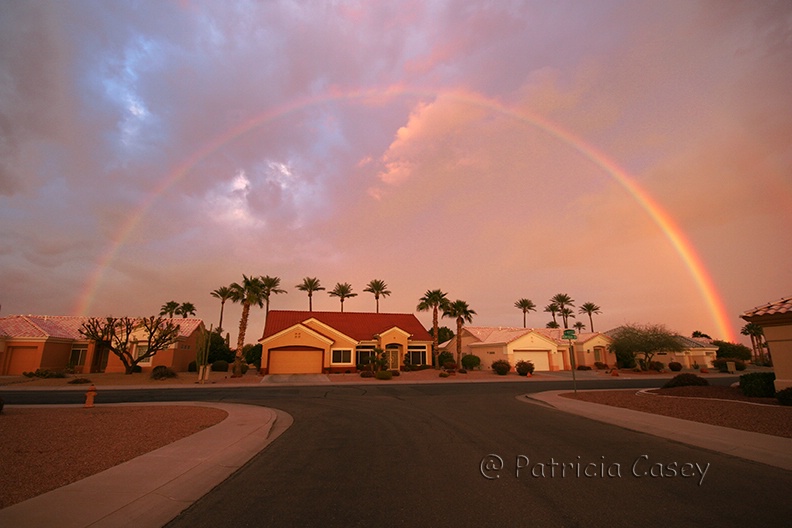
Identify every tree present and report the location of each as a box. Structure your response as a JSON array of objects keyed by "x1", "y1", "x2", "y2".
[
  {"x1": 544, "y1": 303, "x2": 559, "y2": 325},
  {"x1": 608, "y1": 324, "x2": 684, "y2": 370},
  {"x1": 79, "y1": 316, "x2": 181, "y2": 374},
  {"x1": 546, "y1": 321, "x2": 560, "y2": 329},
  {"x1": 428, "y1": 325, "x2": 455, "y2": 345},
  {"x1": 443, "y1": 300, "x2": 476, "y2": 368},
  {"x1": 712, "y1": 340, "x2": 752, "y2": 361},
  {"x1": 550, "y1": 294, "x2": 575, "y2": 328},
  {"x1": 229, "y1": 275, "x2": 265, "y2": 377},
  {"x1": 573, "y1": 321, "x2": 586, "y2": 333},
  {"x1": 691, "y1": 330, "x2": 712, "y2": 339},
  {"x1": 578, "y1": 302, "x2": 601, "y2": 332},
  {"x1": 175, "y1": 302, "x2": 196, "y2": 318},
  {"x1": 514, "y1": 298, "x2": 536, "y2": 328},
  {"x1": 260, "y1": 275, "x2": 287, "y2": 318},
  {"x1": 363, "y1": 279, "x2": 391, "y2": 313},
  {"x1": 329, "y1": 282, "x2": 357, "y2": 312},
  {"x1": 160, "y1": 301, "x2": 179, "y2": 318},
  {"x1": 296, "y1": 277, "x2": 325, "y2": 312},
  {"x1": 210, "y1": 286, "x2": 233, "y2": 332},
  {"x1": 740, "y1": 323, "x2": 765, "y2": 363},
  {"x1": 417, "y1": 289, "x2": 450, "y2": 368}
]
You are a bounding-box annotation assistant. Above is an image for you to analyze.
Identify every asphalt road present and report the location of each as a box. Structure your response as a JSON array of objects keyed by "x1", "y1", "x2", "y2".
[{"x1": 5, "y1": 379, "x2": 790, "y2": 527}]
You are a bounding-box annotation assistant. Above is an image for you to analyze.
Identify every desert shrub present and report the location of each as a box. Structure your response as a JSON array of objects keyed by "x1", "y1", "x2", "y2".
[
  {"x1": 594, "y1": 362, "x2": 608, "y2": 370},
  {"x1": 151, "y1": 365, "x2": 178, "y2": 380},
  {"x1": 662, "y1": 373, "x2": 709, "y2": 389},
  {"x1": 712, "y1": 340, "x2": 752, "y2": 361},
  {"x1": 668, "y1": 361, "x2": 683, "y2": 372},
  {"x1": 457, "y1": 368, "x2": 467, "y2": 374},
  {"x1": 187, "y1": 361, "x2": 197, "y2": 372},
  {"x1": 23, "y1": 369, "x2": 67, "y2": 379},
  {"x1": 360, "y1": 370, "x2": 374, "y2": 378},
  {"x1": 491, "y1": 360, "x2": 511, "y2": 376},
  {"x1": 211, "y1": 360, "x2": 229, "y2": 372},
  {"x1": 389, "y1": 369, "x2": 400, "y2": 377},
  {"x1": 417, "y1": 364, "x2": 433, "y2": 370},
  {"x1": 375, "y1": 370, "x2": 393, "y2": 380},
  {"x1": 67, "y1": 377, "x2": 92, "y2": 384},
  {"x1": 240, "y1": 363, "x2": 249, "y2": 375},
  {"x1": 515, "y1": 360, "x2": 535, "y2": 376},
  {"x1": 461, "y1": 354, "x2": 481, "y2": 370},
  {"x1": 648, "y1": 361, "x2": 664, "y2": 372},
  {"x1": 576, "y1": 365, "x2": 592, "y2": 371},
  {"x1": 244, "y1": 344, "x2": 263, "y2": 368},
  {"x1": 712, "y1": 358, "x2": 746, "y2": 373},
  {"x1": 776, "y1": 387, "x2": 792, "y2": 406},
  {"x1": 0, "y1": 396, "x2": 3, "y2": 414},
  {"x1": 437, "y1": 351, "x2": 454, "y2": 368},
  {"x1": 443, "y1": 361, "x2": 457, "y2": 370},
  {"x1": 132, "y1": 365, "x2": 142, "y2": 373},
  {"x1": 439, "y1": 371, "x2": 450, "y2": 378},
  {"x1": 739, "y1": 372, "x2": 776, "y2": 398}
]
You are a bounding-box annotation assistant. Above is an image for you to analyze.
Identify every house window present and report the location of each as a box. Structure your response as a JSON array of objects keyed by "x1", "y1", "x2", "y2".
[
  {"x1": 356, "y1": 344, "x2": 376, "y2": 365},
  {"x1": 407, "y1": 345, "x2": 427, "y2": 365},
  {"x1": 332, "y1": 349, "x2": 352, "y2": 364},
  {"x1": 69, "y1": 346, "x2": 87, "y2": 367},
  {"x1": 136, "y1": 344, "x2": 151, "y2": 365}
]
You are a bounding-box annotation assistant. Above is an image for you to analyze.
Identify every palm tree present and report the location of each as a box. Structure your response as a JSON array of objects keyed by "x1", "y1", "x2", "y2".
[
  {"x1": 210, "y1": 286, "x2": 233, "y2": 331},
  {"x1": 160, "y1": 301, "x2": 179, "y2": 318},
  {"x1": 741, "y1": 322, "x2": 765, "y2": 363},
  {"x1": 573, "y1": 321, "x2": 586, "y2": 333},
  {"x1": 296, "y1": 277, "x2": 325, "y2": 311},
  {"x1": 546, "y1": 321, "x2": 560, "y2": 329},
  {"x1": 544, "y1": 303, "x2": 559, "y2": 325},
  {"x1": 417, "y1": 289, "x2": 450, "y2": 368},
  {"x1": 514, "y1": 298, "x2": 536, "y2": 328},
  {"x1": 443, "y1": 300, "x2": 476, "y2": 368},
  {"x1": 559, "y1": 307, "x2": 576, "y2": 327},
  {"x1": 550, "y1": 293, "x2": 575, "y2": 328},
  {"x1": 175, "y1": 302, "x2": 196, "y2": 318},
  {"x1": 328, "y1": 282, "x2": 357, "y2": 312},
  {"x1": 364, "y1": 279, "x2": 391, "y2": 313},
  {"x1": 578, "y1": 302, "x2": 601, "y2": 332},
  {"x1": 260, "y1": 275, "x2": 287, "y2": 318},
  {"x1": 229, "y1": 275, "x2": 265, "y2": 376}
]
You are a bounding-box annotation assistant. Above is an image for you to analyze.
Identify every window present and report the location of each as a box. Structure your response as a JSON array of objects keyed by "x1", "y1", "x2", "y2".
[
  {"x1": 136, "y1": 344, "x2": 151, "y2": 365},
  {"x1": 69, "y1": 346, "x2": 87, "y2": 367},
  {"x1": 356, "y1": 344, "x2": 376, "y2": 365},
  {"x1": 407, "y1": 345, "x2": 427, "y2": 365},
  {"x1": 332, "y1": 349, "x2": 352, "y2": 364}
]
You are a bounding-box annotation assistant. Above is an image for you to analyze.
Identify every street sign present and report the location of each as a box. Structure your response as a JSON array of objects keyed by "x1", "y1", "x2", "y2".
[{"x1": 562, "y1": 330, "x2": 576, "y2": 340}]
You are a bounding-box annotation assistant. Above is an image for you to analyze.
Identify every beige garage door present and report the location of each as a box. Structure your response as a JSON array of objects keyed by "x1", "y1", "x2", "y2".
[
  {"x1": 269, "y1": 349, "x2": 323, "y2": 374},
  {"x1": 512, "y1": 350, "x2": 550, "y2": 371}
]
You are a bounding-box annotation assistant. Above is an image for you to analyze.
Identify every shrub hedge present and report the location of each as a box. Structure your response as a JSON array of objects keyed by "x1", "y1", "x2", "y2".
[
  {"x1": 776, "y1": 387, "x2": 792, "y2": 406},
  {"x1": 739, "y1": 372, "x2": 776, "y2": 398},
  {"x1": 461, "y1": 354, "x2": 481, "y2": 370},
  {"x1": 491, "y1": 360, "x2": 511, "y2": 375},
  {"x1": 151, "y1": 365, "x2": 177, "y2": 380},
  {"x1": 668, "y1": 361, "x2": 683, "y2": 372},
  {"x1": 515, "y1": 360, "x2": 535, "y2": 376},
  {"x1": 662, "y1": 373, "x2": 709, "y2": 389},
  {"x1": 211, "y1": 360, "x2": 229, "y2": 372}
]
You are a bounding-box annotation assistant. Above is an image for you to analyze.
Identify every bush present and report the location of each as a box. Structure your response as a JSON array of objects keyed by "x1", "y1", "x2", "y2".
[
  {"x1": 360, "y1": 370, "x2": 374, "y2": 378},
  {"x1": 389, "y1": 369, "x2": 400, "y2": 377},
  {"x1": 240, "y1": 362, "x2": 249, "y2": 375},
  {"x1": 491, "y1": 360, "x2": 511, "y2": 376},
  {"x1": 244, "y1": 344, "x2": 263, "y2": 368},
  {"x1": 739, "y1": 372, "x2": 776, "y2": 398},
  {"x1": 576, "y1": 365, "x2": 592, "y2": 371},
  {"x1": 776, "y1": 387, "x2": 792, "y2": 406},
  {"x1": 443, "y1": 361, "x2": 457, "y2": 370},
  {"x1": 515, "y1": 360, "x2": 535, "y2": 376},
  {"x1": 668, "y1": 361, "x2": 683, "y2": 372},
  {"x1": 648, "y1": 361, "x2": 664, "y2": 372},
  {"x1": 67, "y1": 377, "x2": 92, "y2": 384},
  {"x1": 437, "y1": 351, "x2": 454, "y2": 368},
  {"x1": 132, "y1": 365, "x2": 142, "y2": 373},
  {"x1": 457, "y1": 368, "x2": 467, "y2": 374},
  {"x1": 662, "y1": 373, "x2": 709, "y2": 389},
  {"x1": 439, "y1": 371, "x2": 450, "y2": 378},
  {"x1": 594, "y1": 362, "x2": 608, "y2": 370},
  {"x1": 461, "y1": 354, "x2": 481, "y2": 370},
  {"x1": 188, "y1": 361, "x2": 197, "y2": 372},
  {"x1": 712, "y1": 358, "x2": 746, "y2": 373},
  {"x1": 23, "y1": 369, "x2": 67, "y2": 379},
  {"x1": 375, "y1": 370, "x2": 393, "y2": 380},
  {"x1": 151, "y1": 366, "x2": 178, "y2": 380},
  {"x1": 713, "y1": 340, "x2": 752, "y2": 361},
  {"x1": 211, "y1": 360, "x2": 229, "y2": 372}
]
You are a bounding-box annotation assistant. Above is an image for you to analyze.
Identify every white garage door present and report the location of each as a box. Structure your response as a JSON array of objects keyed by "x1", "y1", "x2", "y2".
[
  {"x1": 269, "y1": 349, "x2": 323, "y2": 374},
  {"x1": 512, "y1": 350, "x2": 550, "y2": 371}
]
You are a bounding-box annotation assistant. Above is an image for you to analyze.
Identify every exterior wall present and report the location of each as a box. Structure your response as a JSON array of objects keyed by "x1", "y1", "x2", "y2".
[
  {"x1": 762, "y1": 324, "x2": 792, "y2": 391},
  {"x1": 469, "y1": 344, "x2": 510, "y2": 369},
  {"x1": 506, "y1": 333, "x2": 559, "y2": 371},
  {"x1": 39, "y1": 340, "x2": 73, "y2": 371},
  {"x1": 260, "y1": 326, "x2": 331, "y2": 374},
  {"x1": 576, "y1": 335, "x2": 616, "y2": 367},
  {"x1": 3, "y1": 343, "x2": 44, "y2": 375}
]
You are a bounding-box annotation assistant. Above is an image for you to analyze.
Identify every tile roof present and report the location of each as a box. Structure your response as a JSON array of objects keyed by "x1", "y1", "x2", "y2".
[
  {"x1": 742, "y1": 297, "x2": 792, "y2": 318},
  {"x1": 0, "y1": 315, "x2": 202, "y2": 340},
  {"x1": 262, "y1": 311, "x2": 432, "y2": 342}
]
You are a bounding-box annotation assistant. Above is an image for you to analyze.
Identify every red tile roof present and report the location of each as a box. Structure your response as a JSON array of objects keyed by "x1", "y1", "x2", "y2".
[
  {"x1": 742, "y1": 297, "x2": 792, "y2": 318},
  {"x1": 262, "y1": 311, "x2": 432, "y2": 342}
]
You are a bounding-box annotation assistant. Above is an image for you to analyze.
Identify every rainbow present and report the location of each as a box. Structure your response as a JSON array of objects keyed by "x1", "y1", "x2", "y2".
[{"x1": 74, "y1": 85, "x2": 736, "y2": 340}]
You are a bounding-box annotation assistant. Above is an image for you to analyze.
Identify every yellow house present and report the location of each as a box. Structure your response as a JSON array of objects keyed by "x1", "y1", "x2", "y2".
[
  {"x1": 441, "y1": 326, "x2": 615, "y2": 371},
  {"x1": 259, "y1": 310, "x2": 433, "y2": 374},
  {"x1": 742, "y1": 297, "x2": 792, "y2": 391}
]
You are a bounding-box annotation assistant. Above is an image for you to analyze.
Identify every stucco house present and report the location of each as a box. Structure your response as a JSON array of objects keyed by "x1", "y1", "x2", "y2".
[
  {"x1": 602, "y1": 327, "x2": 717, "y2": 369},
  {"x1": 258, "y1": 310, "x2": 433, "y2": 374},
  {"x1": 742, "y1": 296, "x2": 792, "y2": 391},
  {"x1": 441, "y1": 326, "x2": 615, "y2": 371},
  {"x1": 0, "y1": 315, "x2": 204, "y2": 375}
]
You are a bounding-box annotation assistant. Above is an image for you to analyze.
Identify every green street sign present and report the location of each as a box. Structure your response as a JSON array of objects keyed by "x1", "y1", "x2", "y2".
[{"x1": 562, "y1": 330, "x2": 576, "y2": 340}]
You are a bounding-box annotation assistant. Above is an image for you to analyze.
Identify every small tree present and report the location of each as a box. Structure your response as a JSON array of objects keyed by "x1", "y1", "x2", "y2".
[
  {"x1": 608, "y1": 323, "x2": 684, "y2": 371},
  {"x1": 79, "y1": 316, "x2": 181, "y2": 374},
  {"x1": 712, "y1": 340, "x2": 752, "y2": 361}
]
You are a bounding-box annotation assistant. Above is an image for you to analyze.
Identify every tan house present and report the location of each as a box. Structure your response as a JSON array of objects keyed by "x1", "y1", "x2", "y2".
[
  {"x1": 0, "y1": 315, "x2": 204, "y2": 375},
  {"x1": 441, "y1": 326, "x2": 615, "y2": 371},
  {"x1": 742, "y1": 296, "x2": 792, "y2": 391},
  {"x1": 259, "y1": 310, "x2": 433, "y2": 374}
]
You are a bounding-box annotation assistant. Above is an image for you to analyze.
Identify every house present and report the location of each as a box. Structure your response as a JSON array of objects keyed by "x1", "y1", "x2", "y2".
[
  {"x1": 742, "y1": 296, "x2": 792, "y2": 391},
  {"x1": 440, "y1": 326, "x2": 615, "y2": 371},
  {"x1": 0, "y1": 315, "x2": 204, "y2": 375},
  {"x1": 602, "y1": 327, "x2": 717, "y2": 368},
  {"x1": 258, "y1": 310, "x2": 433, "y2": 374}
]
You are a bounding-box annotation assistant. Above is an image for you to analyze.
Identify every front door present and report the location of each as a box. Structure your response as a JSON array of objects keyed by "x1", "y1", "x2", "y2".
[{"x1": 385, "y1": 345, "x2": 400, "y2": 369}]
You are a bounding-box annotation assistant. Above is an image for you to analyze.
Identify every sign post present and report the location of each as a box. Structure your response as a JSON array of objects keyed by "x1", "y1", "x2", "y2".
[{"x1": 563, "y1": 329, "x2": 578, "y2": 394}]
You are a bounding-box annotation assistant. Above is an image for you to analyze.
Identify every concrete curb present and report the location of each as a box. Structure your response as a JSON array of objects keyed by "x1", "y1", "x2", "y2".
[
  {"x1": 522, "y1": 390, "x2": 792, "y2": 471},
  {"x1": 0, "y1": 402, "x2": 292, "y2": 528}
]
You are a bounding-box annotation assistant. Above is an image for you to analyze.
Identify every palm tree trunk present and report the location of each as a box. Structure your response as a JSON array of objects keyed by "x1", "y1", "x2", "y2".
[
  {"x1": 523, "y1": 311, "x2": 526, "y2": 328},
  {"x1": 234, "y1": 302, "x2": 250, "y2": 377},
  {"x1": 588, "y1": 314, "x2": 594, "y2": 333},
  {"x1": 456, "y1": 317, "x2": 463, "y2": 367},
  {"x1": 432, "y1": 307, "x2": 439, "y2": 369},
  {"x1": 308, "y1": 292, "x2": 313, "y2": 312},
  {"x1": 218, "y1": 302, "x2": 225, "y2": 332}
]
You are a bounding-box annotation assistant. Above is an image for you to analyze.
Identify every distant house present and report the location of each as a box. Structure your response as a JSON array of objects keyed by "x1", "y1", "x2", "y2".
[
  {"x1": 742, "y1": 296, "x2": 792, "y2": 391},
  {"x1": 602, "y1": 327, "x2": 717, "y2": 369},
  {"x1": 0, "y1": 315, "x2": 204, "y2": 375},
  {"x1": 258, "y1": 310, "x2": 433, "y2": 374},
  {"x1": 440, "y1": 326, "x2": 615, "y2": 371}
]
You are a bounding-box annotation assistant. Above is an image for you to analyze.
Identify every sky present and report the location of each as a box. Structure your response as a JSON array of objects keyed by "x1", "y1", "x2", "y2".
[{"x1": 1, "y1": 0, "x2": 790, "y2": 346}]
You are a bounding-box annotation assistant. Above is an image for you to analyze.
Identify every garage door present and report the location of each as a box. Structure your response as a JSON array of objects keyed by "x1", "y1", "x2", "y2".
[
  {"x1": 512, "y1": 350, "x2": 550, "y2": 371},
  {"x1": 269, "y1": 349, "x2": 323, "y2": 374}
]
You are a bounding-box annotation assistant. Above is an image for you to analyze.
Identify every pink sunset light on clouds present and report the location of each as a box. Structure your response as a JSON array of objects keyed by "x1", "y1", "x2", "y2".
[{"x1": 1, "y1": 0, "x2": 790, "y2": 345}]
